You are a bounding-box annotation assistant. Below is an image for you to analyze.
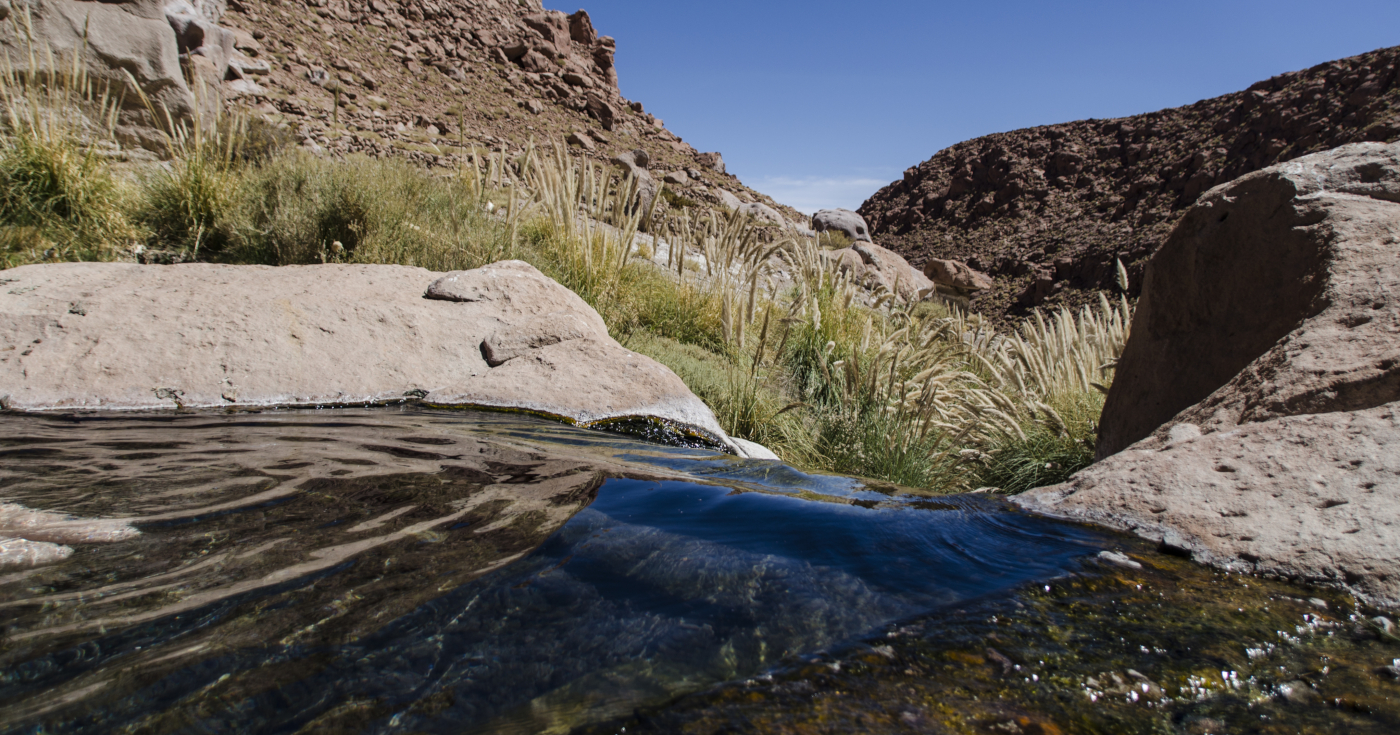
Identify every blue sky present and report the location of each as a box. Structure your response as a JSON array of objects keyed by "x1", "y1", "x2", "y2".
[{"x1": 575, "y1": 0, "x2": 1400, "y2": 213}]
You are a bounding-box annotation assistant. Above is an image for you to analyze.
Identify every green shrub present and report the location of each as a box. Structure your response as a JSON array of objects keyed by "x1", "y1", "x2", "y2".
[
  {"x1": 624, "y1": 330, "x2": 813, "y2": 462},
  {"x1": 0, "y1": 130, "x2": 133, "y2": 264},
  {"x1": 221, "y1": 154, "x2": 510, "y2": 267},
  {"x1": 138, "y1": 145, "x2": 240, "y2": 256},
  {"x1": 974, "y1": 427, "x2": 1093, "y2": 495}
]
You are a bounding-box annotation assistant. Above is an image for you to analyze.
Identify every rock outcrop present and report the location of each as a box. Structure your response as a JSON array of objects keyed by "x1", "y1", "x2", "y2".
[
  {"x1": 1097, "y1": 141, "x2": 1400, "y2": 458},
  {"x1": 860, "y1": 44, "x2": 1400, "y2": 320},
  {"x1": 2, "y1": 0, "x2": 808, "y2": 225},
  {"x1": 813, "y1": 208, "x2": 872, "y2": 242},
  {"x1": 924, "y1": 258, "x2": 992, "y2": 295},
  {"x1": 610, "y1": 148, "x2": 658, "y2": 216},
  {"x1": 1015, "y1": 142, "x2": 1400, "y2": 610},
  {"x1": 827, "y1": 240, "x2": 933, "y2": 303},
  {"x1": 0, "y1": 0, "x2": 223, "y2": 149},
  {"x1": 0, "y1": 260, "x2": 766, "y2": 456}
]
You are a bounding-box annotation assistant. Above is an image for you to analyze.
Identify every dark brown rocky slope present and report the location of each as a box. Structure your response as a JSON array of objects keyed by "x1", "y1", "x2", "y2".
[{"x1": 859, "y1": 45, "x2": 1400, "y2": 318}]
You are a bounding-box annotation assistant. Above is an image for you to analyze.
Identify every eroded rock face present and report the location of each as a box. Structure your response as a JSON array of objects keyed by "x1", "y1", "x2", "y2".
[
  {"x1": 1015, "y1": 142, "x2": 1400, "y2": 610},
  {"x1": 1098, "y1": 141, "x2": 1400, "y2": 457},
  {"x1": 0, "y1": 260, "x2": 742, "y2": 451},
  {"x1": 696, "y1": 151, "x2": 725, "y2": 174},
  {"x1": 1, "y1": 0, "x2": 199, "y2": 149}
]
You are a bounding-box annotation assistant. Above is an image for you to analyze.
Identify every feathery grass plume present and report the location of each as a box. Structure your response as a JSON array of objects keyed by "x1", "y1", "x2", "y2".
[
  {"x1": 657, "y1": 206, "x2": 784, "y2": 348},
  {"x1": 764, "y1": 227, "x2": 1135, "y2": 489},
  {"x1": 0, "y1": 8, "x2": 134, "y2": 266},
  {"x1": 119, "y1": 59, "x2": 247, "y2": 257}
]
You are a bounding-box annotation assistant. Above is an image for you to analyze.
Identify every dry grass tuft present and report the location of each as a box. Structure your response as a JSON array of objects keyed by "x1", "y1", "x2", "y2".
[{"x1": 0, "y1": 9, "x2": 135, "y2": 266}]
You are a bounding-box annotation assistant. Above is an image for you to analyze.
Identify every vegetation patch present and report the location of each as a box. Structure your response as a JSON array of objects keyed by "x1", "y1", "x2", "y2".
[{"x1": 0, "y1": 73, "x2": 1132, "y2": 493}]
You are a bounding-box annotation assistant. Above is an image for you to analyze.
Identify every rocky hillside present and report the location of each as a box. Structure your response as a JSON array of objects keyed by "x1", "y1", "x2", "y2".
[
  {"x1": 1, "y1": 0, "x2": 798, "y2": 224},
  {"x1": 215, "y1": 0, "x2": 802, "y2": 220},
  {"x1": 859, "y1": 45, "x2": 1400, "y2": 318}
]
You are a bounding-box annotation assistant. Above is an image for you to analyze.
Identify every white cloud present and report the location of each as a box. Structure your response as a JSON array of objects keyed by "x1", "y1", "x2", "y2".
[{"x1": 748, "y1": 175, "x2": 892, "y2": 216}]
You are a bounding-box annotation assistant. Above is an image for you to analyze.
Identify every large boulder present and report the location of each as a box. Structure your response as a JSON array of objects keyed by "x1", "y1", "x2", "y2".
[
  {"x1": 1, "y1": 0, "x2": 199, "y2": 150},
  {"x1": 828, "y1": 241, "x2": 934, "y2": 303},
  {"x1": 0, "y1": 0, "x2": 240, "y2": 150},
  {"x1": 0, "y1": 261, "x2": 768, "y2": 456},
  {"x1": 1014, "y1": 142, "x2": 1400, "y2": 610},
  {"x1": 924, "y1": 258, "x2": 993, "y2": 294},
  {"x1": 696, "y1": 151, "x2": 725, "y2": 174},
  {"x1": 812, "y1": 208, "x2": 872, "y2": 242},
  {"x1": 1097, "y1": 141, "x2": 1400, "y2": 458},
  {"x1": 737, "y1": 201, "x2": 784, "y2": 226}
]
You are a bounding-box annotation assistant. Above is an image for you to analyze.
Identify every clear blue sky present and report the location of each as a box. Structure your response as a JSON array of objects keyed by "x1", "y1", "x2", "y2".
[{"x1": 573, "y1": 0, "x2": 1400, "y2": 214}]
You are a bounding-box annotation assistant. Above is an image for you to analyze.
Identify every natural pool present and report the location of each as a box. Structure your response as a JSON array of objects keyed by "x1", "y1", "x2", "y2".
[{"x1": 1, "y1": 407, "x2": 1396, "y2": 734}]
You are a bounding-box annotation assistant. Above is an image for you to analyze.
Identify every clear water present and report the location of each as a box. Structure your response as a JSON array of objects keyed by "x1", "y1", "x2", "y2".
[{"x1": 0, "y1": 407, "x2": 1108, "y2": 734}]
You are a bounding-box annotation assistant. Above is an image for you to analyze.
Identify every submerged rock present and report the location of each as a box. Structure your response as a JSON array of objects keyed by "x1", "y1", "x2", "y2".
[
  {"x1": 0, "y1": 260, "x2": 767, "y2": 456},
  {"x1": 1016, "y1": 142, "x2": 1400, "y2": 610}
]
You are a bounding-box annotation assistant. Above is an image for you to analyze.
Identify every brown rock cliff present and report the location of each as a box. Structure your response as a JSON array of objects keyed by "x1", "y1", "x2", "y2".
[{"x1": 859, "y1": 45, "x2": 1400, "y2": 320}]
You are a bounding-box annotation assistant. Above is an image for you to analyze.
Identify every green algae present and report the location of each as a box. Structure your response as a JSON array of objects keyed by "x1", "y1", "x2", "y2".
[{"x1": 576, "y1": 545, "x2": 1400, "y2": 734}]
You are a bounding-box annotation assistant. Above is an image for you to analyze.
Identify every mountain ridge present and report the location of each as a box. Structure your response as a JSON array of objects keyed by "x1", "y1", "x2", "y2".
[{"x1": 858, "y1": 44, "x2": 1400, "y2": 319}]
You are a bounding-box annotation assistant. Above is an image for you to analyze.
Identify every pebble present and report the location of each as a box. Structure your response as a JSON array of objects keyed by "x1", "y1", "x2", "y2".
[{"x1": 1098, "y1": 550, "x2": 1143, "y2": 569}]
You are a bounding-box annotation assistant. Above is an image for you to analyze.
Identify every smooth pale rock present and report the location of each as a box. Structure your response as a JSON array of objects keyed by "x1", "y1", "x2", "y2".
[
  {"x1": 610, "y1": 150, "x2": 658, "y2": 216},
  {"x1": 924, "y1": 258, "x2": 993, "y2": 293},
  {"x1": 0, "y1": 261, "x2": 739, "y2": 451},
  {"x1": 730, "y1": 437, "x2": 780, "y2": 461},
  {"x1": 1017, "y1": 142, "x2": 1400, "y2": 611},
  {"x1": 0, "y1": 501, "x2": 138, "y2": 570},
  {"x1": 0, "y1": 0, "x2": 198, "y2": 149},
  {"x1": 0, "y1": 538, "x2": 73, "y2": 569},
  {"x1": 812, "y1": 208, "x2": 873, "y2": 242},
  {"x1": 663, "y1": 170, "x2": 690, "y2": 185},
  {"x1": 717, "y1": 189, "x2": 742, "y2": 211},
  {"x1": 221, "y1": 78, "x2": 266, "y2": 98},
  {"x1": 828, "y1": 241, "x2": 934, "y2": 303},
  {"x1": 0, "y1": 502, "x2": 139, "y2": 544},
  {"x1": 738, "y1": 201, "x2": 784, "y2": 226},
  {"x1": 226, "y1": 51, "x2": 270, "y2": 77},
  {"x1": 1097, "y1": 550, "x2": 1142, "y2": 569}
]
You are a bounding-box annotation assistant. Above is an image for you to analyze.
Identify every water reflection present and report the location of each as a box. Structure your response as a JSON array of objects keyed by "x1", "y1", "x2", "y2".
[{"x1": 0, "y1": 407, "x2": 1107, "y2": 733}]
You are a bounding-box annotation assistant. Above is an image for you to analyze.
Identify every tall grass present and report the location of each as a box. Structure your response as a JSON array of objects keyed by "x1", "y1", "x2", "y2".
[
  {"x1": 0, "y1": 9, "x2": 134, "y2": 266},
  {"x1": 769, "y1": 233, "x2": 1132, "y2": 490}
]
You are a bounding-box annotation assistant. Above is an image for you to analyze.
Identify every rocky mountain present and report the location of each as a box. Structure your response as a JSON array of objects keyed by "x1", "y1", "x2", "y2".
[
  {"x1": 859, "y1": 45, "x2": 1400, "y2": 318},
  {"x1": 0, "y1": 0, "x2": 800, "y2": 223}
]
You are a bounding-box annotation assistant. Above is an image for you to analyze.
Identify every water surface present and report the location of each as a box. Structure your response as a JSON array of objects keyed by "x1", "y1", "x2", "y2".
[{"x1": 0, "y1": 407, "x2": 1106, "y2": 734}]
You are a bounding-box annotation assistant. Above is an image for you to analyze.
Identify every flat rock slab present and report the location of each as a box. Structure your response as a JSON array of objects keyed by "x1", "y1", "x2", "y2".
[
  {"x1": 1016, "y1": 403, "x2": 1400, "y2": 610},
  {"x1": 0, "y1": 261, "x2": 732, "y2": 445}
]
